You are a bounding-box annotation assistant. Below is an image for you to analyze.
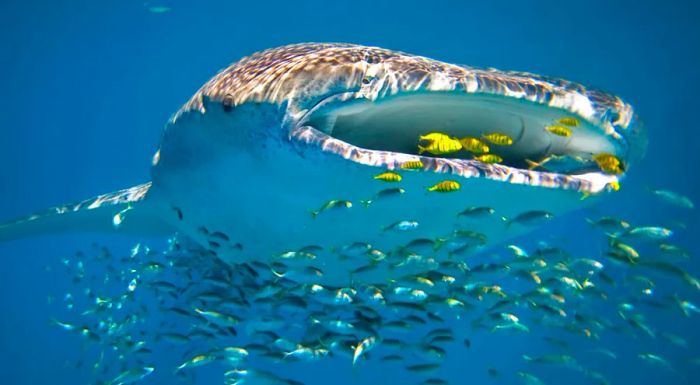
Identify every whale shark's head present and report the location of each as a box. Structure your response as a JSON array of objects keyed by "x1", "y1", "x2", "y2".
[
  {"x1": 151, "y1": 43, "x2": 646, "y2": 284},
  {"x1": 177, "y1": 43, "x2": 644, "y2": 192}
]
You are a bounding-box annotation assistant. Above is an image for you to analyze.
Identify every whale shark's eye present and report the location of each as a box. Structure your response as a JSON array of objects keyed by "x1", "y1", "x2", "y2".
[{"x1": 222, "y1": 94, "x2": 235, "y2": 112}]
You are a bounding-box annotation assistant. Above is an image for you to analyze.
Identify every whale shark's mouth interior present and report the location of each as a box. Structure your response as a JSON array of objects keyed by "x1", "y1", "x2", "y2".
[{"x1": 305, "y1": 93, "x2": 626, "y2": 176}]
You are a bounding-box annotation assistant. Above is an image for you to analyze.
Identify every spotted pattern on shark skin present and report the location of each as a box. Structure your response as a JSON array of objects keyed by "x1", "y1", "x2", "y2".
[{"x1": 175, "y1": 43, "x2": 638, "y2": 142}]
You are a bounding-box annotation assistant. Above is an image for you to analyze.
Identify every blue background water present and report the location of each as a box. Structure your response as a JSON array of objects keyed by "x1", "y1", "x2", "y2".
[{"x1": 0, "y1": 1, "x2": 698, "y2": 384}]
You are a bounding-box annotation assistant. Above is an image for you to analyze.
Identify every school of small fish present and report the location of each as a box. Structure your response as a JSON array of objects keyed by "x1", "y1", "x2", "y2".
[{"x1": 45, "y1": 180, "x2": 698, "y2": 385}]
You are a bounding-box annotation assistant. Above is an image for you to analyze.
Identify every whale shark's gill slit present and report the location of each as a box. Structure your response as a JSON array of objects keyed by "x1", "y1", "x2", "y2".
[{"x1": 306, "y1": 92, "x2": 627, "y2": 176}]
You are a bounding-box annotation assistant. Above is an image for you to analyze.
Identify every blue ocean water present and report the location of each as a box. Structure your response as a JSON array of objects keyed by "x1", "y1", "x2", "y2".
[{"x1": 0, "y1": 1, "x2": 698, "y2": 384}]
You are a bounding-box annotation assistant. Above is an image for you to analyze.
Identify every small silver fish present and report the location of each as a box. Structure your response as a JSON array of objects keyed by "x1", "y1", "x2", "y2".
[
  {"x1": 649, "y1": 188, "x2": 694, "y2": 209},
  {"x1": 585, "y1": 216, "x2": 630, "y2": 232},
  {"x1": 383, "y1": 220, "x2": 419, "y2": 232},
  {"x1": 50, "y1": 318, "x2": 76, "y2": 331},
  {"x1": 147, "y1": 6, "x2": 172, "y2": 14},
  {"x1": 401, "y1": 238, "x2": 437, "y2": 254},
  {"x1": 338, "y1": 242, "x2": 372, "y2": 258},
  {"x1": 406, "y1": 363, "x2": 441, "y2": 372},
  {"x1": 353, "y1": 336, "x2": 378, "y2": 365},
  {"x1": 638, "y1": 353, "x2": 674, "y2": 371},
  {"x1": 457, "y1": 206, "x2": 496, "y2": 219},
  {"x1": 517, "y1": 372, "x2": 546, "y2": 385},
  {"x1": 361, "y1": 187, "x2": 405, "y2": 206},
  {"x1": 110, "y1": 366, "x2": 155, "y2": 385},
  {"x1": 507, "y1": 211, "x2": 554, "y2": 227},
  {"x1": 625, "y1": 226, "x2": 673, "y2": 240},
  {"x1": 311, "y1": 199, "x2": 352, "y2": 218}
]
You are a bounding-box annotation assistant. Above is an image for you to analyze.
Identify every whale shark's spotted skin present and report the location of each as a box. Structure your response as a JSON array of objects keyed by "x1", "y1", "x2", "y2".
[
  {"x1": 0, "y1": 43, "x2": 646, "y2": 285},
  {"x1": 179, "y1": 43, "x2": 635, "y2": 136}
]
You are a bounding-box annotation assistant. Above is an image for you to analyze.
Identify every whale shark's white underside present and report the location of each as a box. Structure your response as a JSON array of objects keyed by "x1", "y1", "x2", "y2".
[{"x1": 0, "y1": 43, "x2": 646, "y2": 285}]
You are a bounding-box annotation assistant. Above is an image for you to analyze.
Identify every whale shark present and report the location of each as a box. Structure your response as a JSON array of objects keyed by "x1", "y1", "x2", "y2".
[{"x1": 0, "y1": 43, "x2": 646, "y2": 285}]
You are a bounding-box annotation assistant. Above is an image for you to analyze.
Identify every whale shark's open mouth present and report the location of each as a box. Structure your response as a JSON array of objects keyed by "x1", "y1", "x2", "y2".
[{"x1": 294, "y1": 91, "x2": 641, "y2": 194}]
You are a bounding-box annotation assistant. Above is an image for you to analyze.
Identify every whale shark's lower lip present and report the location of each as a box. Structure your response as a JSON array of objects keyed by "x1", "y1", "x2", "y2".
[{"x1": 293, "y1": 91, "x2": 637, "y2": 194}]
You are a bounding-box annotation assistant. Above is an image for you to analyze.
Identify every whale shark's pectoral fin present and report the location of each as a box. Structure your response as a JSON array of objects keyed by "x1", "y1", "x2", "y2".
[{"x1": 0, "y1": 182, "x2": 172, "y2": 242}]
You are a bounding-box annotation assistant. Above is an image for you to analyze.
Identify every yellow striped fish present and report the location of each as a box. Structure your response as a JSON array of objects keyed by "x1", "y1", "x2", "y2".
[
  {"x1": 418, "y1": 133, "x2": 463, "y2": 155},
  {"x1": 474, "y1": 154, "x2": 503, "y2": 164},
  {"x1": 592, "y1": 153, "x2": 624, "y2": 175},
  {"x1": 482, "y1": 132, "x2": 513, "y2": 146},
  {"x1": 557, "y1": 117, "x2": 580, "y2": 126},
  {"x1": 459, "y1": 137, "x2": 490, "y2": 154},
  {"x1": 428, "y1": 180, "x2": 461, "y2": 193},
  {"x1": 545, "y1": 125, "x2": 573, "y2": 137},
  {"x1": 373, "y1": 171, "x2": 402, "y2": 182},
  {"x1": 400, "y1": 160, "x2": 424, "y2": 170}
]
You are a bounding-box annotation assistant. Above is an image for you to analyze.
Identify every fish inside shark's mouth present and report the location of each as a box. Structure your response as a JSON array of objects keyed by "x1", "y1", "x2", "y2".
[{"x1": 301, "y1": 92, "x2": 633, "y2": 178}]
